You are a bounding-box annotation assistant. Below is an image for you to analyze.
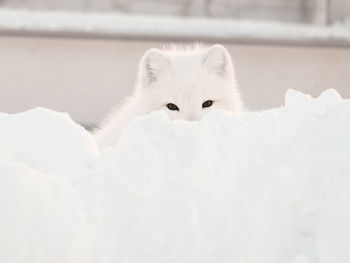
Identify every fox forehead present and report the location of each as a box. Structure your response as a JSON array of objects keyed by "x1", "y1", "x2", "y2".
[
  {"x1": 156, "y1": 52, "x2": 225, "y2": 84},
  {"x1": 160, "y1": 54, "x2": 206, "y2": 78}
]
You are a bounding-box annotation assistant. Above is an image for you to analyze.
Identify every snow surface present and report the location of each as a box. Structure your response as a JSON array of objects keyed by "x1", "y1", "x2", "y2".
[
  {"x1": 0, "y1": 89, "x2": 349, "y2": 263},
  {"x1": 0, "y1": 8, "x2": 350, "y2": 45}
]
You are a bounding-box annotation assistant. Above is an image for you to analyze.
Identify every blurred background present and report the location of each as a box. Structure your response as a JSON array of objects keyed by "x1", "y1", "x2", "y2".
[{"x1": 0, "y1": 0, "x2": 349, "y2": 128}]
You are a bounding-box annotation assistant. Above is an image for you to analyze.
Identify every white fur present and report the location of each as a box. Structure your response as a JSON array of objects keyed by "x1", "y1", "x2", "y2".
[{"x1": 95, "y1": 44, "x2": 242, "y2": 149}]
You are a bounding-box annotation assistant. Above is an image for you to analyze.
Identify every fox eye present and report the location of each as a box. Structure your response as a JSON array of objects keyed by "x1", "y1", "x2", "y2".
[
  {"x1": 167, "y1": 103, "x2": 179, "y2": 111},
  {"x1": 202, "y1": 100, "x2": 213, "y2": 108}
]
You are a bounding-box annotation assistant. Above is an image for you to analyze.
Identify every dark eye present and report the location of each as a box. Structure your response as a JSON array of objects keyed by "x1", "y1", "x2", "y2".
[
  {"x1": 167, "y1": 103, "x2": 179, "y2": 111},
  {"x1": 202, "y1": 100, "x2": 213, "y2": 108}
]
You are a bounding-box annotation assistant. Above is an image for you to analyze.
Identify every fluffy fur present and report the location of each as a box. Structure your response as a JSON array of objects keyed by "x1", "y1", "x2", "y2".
[{"x1": 95, "y1": 44, "x2": 242, "y2": 149}]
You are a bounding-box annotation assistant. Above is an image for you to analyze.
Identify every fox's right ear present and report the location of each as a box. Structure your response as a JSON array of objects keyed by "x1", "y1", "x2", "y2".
[
  {"x1": 203, "y1": 45, "x2": 233, "y2": 79},
  {"x1": 138, "y1": 48, "x2": 169, "y2": 87}
]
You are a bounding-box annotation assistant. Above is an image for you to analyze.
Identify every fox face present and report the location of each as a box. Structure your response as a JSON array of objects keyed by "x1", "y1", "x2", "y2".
[
  {"x1": 137, "y1": 45, "x2": 242, "y2": 121},
  {"x1": 95, "y1": 44, "x2": 243, "y2": 149}
]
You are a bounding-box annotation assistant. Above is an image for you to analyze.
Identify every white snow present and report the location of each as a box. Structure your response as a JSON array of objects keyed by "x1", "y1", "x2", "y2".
[
  {"x1": 0, "y1": 8, "x2": 350, "y2": 46},
  {"x1": 0, "y1": 89, "x2": 349, "y2": 263}
]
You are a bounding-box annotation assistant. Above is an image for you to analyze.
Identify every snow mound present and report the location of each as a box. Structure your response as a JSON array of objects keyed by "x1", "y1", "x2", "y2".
[
  {"x1": 0, "y1": 89, "x2": 349, "y2": 263},
  {"x1": 0, "y1": 107, "x2": 98, "y2": 174}
]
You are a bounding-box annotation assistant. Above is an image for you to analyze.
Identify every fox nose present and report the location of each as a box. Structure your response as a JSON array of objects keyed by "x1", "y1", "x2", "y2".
[{"x1": 186, "y1": 114, "x2": 200, "y2": 121}]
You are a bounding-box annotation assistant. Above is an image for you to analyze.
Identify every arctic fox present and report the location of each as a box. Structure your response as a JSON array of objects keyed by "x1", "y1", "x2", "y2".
[{"x1": 95, "y1": 44, "x2": 242, "y2": 149}]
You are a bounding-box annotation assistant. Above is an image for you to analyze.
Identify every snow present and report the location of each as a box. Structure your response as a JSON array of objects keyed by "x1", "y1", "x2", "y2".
[
  {"x1": 0, "y1": 8, "x2": 350, "y2": 46},
  {"x1": 0, "y1": 108, "x2": 98, "y2": 174},
  {"x1": 0, "y1": 89, "x2": 349, "y2": 263}
]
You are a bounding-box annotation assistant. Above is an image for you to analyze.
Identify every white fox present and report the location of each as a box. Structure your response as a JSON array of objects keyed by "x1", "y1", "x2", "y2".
[{"x1": 95, "y1": 44, "x2": 242, "y2": 149}]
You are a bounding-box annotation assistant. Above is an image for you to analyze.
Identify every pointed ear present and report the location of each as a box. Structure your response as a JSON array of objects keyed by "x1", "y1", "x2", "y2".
[
  {"x1": 138, "y1": 48, "x2": 169, "y2": 87},
  {"x1": 202, "y1": 45, "x2": 232, "y2": 78}
]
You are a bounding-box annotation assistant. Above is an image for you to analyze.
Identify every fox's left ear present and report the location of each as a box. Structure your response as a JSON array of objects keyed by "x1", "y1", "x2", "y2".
[
  {"x1": 203, "y1": 45, "x2": 233, "y2": 78},
  {"x1": 138, "y1": 48, "x2": 169, "y2": 88}
]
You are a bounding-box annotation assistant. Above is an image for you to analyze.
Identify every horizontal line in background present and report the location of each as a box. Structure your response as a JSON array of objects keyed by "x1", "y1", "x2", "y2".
[{"x1": 0, "y1": 8, "x2": 350, "y2": 48}]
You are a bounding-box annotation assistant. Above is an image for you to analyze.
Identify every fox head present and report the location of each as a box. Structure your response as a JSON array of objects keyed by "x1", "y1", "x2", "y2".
[{"x1": 136, "y1": 44, "x2": 242, "y2": 121}]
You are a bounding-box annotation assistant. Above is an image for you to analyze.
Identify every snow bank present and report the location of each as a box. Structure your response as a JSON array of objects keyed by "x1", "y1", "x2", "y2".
[
  {"x1": 0, "y1": 89, "x2": 349, "y2": 263},
  {"x1": 0, "y1": 108, "x2": 98, "y2": 174}
]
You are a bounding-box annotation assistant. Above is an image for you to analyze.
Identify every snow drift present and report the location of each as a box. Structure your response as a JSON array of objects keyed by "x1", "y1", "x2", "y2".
[{"x1": 0, "y1": 89, "x2": 349, "y2": 263}]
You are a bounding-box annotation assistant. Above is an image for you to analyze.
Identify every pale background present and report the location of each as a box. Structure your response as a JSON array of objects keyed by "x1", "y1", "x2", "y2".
[{"x1": 0, "y1": 0, "x2": 349, "y2": 127}]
